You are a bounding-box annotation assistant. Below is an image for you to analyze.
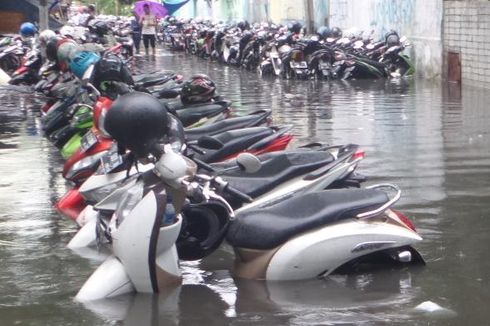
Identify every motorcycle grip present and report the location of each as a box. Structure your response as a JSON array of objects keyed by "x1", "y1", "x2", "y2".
[{"x1": 193, "y1": 158, "x2": 215, "y2": 172}]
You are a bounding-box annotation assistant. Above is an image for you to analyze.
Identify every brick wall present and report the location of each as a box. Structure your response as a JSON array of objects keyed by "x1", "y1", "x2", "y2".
[{"x1": 444, "y1": 1, "x2": 490, "y2": 87}]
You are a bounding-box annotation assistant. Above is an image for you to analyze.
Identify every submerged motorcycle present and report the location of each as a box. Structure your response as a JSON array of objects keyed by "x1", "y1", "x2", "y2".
[{"x1": 75, "y1": 146, "x2": 424, "y2": 302}]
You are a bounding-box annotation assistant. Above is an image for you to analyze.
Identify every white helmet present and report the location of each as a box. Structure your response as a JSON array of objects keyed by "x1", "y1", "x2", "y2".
[
  {"x1": 59, "y1": 25, "x2": 75, "y2": 39},
  {"x1": 39, "y1": 29, "x2": 57, "y2": 45}
]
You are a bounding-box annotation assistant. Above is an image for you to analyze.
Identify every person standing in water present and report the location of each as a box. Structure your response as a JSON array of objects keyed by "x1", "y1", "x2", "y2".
[
  {"x1": 130, "y1": 11, "x2": 142, "y2": 54},
  {"x1": 139, "y1": 4, "x2": 157, "y2": 56}
]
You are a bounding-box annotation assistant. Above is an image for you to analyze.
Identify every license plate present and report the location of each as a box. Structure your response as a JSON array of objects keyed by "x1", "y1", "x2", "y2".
[
  {"x1": 319, "y1": 63, "x2": 331, "y2": 70},
  {"x1": 80, "y1": 130, "x2": 98, "y2": 152},
  {"x1": 290, "y1": 61, "x2": 307, "y2": 69},
  {"x1": 100, "y1": 145, "x2": 123, "y2": 174}
]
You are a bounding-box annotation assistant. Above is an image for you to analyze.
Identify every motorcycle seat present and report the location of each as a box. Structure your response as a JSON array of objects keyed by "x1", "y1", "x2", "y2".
[
  {"x1": 194, "y1": 127, "x2": 274, "y2": 163},
  {"x1": 134, "y1": 74, "x2": 174, "y2": 88},
  {"x1": 174, "y1": 103, "x2": 229, "y2": 127},
  {"x1": 226, "y1": 189, "x2": 389, "y2": 250},
  {"x1": 223, "y1": 151, "x2": 335, "y2": 202},
  {"x1": 185, "y1": 110, "x2": 269, "y2": 141}
]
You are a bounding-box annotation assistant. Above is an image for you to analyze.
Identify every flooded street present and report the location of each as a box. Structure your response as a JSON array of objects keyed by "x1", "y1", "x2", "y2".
[{"x1": 1, "y1": 49, "x2": 489, "y2": 325}]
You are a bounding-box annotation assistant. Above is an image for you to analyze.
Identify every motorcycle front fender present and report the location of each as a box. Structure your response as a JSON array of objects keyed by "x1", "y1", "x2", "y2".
[{"x1": 76, "y1": 255, "x2": 134, "y2": 302}]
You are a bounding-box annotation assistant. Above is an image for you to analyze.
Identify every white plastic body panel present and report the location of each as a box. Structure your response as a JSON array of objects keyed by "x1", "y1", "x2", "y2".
[
  {"x1": 76, "y1": 255, "x2": 134, "y2": 302},
  {"x1": 112, "y1": 191, "x2": 182, "y2": 293},
  {"x1": 266, "y1": 220, "x2": 422, "y2": 281},
  {"x1": 67, "y1": 219, "x2": 97, "y2": 249}
]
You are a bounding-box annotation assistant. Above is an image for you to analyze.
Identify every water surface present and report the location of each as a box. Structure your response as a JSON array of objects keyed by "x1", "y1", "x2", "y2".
[{"x1": 0, "y1": 50, "x2": 489, "y2": 325}]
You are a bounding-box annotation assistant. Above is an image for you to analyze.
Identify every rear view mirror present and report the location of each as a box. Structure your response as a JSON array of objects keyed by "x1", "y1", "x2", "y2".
[{"x1": 236, "y1": 153, "x2": 261, "y2": 174}]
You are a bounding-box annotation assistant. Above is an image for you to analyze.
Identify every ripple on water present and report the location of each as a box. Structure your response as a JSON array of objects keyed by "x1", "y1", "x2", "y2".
[{"x1": 0, "y1": 51, "x2": 489, "y2": 325}]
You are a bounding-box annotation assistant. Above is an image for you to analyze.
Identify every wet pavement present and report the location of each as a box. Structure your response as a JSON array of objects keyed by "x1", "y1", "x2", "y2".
[{"x1": 0, "y1": 49, "x2": 489, "y2": 325}]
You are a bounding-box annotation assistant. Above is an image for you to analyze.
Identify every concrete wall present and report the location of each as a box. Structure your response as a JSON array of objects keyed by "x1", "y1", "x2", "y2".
[
  {"x1": 329, "y1": 0, "x2": 443, "y2": 79},
  {"x1": 443, "y1": 1, "x2": 490, "y2": 88}
]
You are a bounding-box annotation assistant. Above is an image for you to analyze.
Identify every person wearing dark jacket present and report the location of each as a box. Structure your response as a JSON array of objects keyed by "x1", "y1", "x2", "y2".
[{"x1": 130, "y1": 11, "x2": 142, "y2": 54}]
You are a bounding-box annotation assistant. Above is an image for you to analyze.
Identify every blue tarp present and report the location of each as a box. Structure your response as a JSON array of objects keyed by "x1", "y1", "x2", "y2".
[{"x1": 162, "y1": 0, "x2": 191, "y2": 15}]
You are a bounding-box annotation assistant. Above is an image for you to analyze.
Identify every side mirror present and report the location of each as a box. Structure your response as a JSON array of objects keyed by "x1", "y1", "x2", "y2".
[
  {"x1": 236, "y1": 153, "x2": 261, "y2": 174},
  {"x1": 154, "y1": 145, "x2": 189, "y2": 188},
  {"x1": 197, "y1": 136, "x2": 224, "y2": 150}
]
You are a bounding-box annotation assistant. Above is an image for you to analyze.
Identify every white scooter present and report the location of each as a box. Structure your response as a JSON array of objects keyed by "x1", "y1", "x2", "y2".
[
  {"x1": 75, "y1": 147, "x2": 424, "y2": 302},
  {"x1": 68, "y1": 143, "x2": 365, "y2": 249}
]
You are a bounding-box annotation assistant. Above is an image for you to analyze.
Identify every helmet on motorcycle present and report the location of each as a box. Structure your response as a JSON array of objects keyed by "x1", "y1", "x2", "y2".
[
  {"x1": 180, "y1": 74, "x2": 216, "y2": 105},
  {"x1": 385, "y1": 30, "x2": 400, "y2": 47},
  {"x1": 316, "y1": 26, "x2": 330, "y2": 39},
  {"x1": 59, "y1": 25, "x2": 75, "y2": 39},
  {"x1": 89, "y1": 20, "x2": 109, "y2": 37},
  {"x1": 177, "y1": 202, "x2": 231, "y2": 261},
  {"x1": 58, "y1": 39, "x2": 79, "y2": 63},
  {"x1": 57, "y1": 39, "x2": 80, "y2": 70},
  {"x1": 39, "y1": 29, "x2": 57, "y2": 46},
  {"x1": 240, "y1": 30, "x2": 253, "y2": 44},
  {"x1": 92, "y1": 53, "x2": 134, "y2": 89},
  {"x1": 69, "y1": 51, "x2": 101, "y2": 79},
  {"x1": 20, "y1": 22, "x2": 37, "y2": 37},
  {"x1": 45, "y1": 37, "x2": 59, "y2": 62},
  {"x1": 104, "y1": 92, "x2": 169, "y2": 158},
  {"x1": 168, "y1": 16, "x2": 177, "y2": 24},
  {"x1": 288, "y1": 21, "x2": 302, "y2": 34},
  {"x1": 237, "y1": 20, "x2": 250, "y2": 31},
  {"x1": 330, "y1": 27, "x2": 342, "y2": 38}
]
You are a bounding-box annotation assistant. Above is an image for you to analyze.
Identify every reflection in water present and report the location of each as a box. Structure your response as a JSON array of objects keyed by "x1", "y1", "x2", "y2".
[
  {"x1": 0, "y1": 50, "x2": 490, "y2": 325},
  {"x1": 81, "y1": 268, "x2": 423, "y2": 326}
]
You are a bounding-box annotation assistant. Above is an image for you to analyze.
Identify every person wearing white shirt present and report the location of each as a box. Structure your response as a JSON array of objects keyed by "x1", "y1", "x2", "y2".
[{"x1": 139, "y1": 4, "x2": 157, "y2": 56}]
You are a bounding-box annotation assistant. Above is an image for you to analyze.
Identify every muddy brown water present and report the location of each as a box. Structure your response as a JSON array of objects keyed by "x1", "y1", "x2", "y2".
[{"x1": 0, "y1": 50, "x2": 489, "y2": 325}]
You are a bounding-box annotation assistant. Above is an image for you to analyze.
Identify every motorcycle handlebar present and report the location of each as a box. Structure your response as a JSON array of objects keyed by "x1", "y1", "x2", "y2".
[{"x1": 225, "y1": 184, "x2": 253, "y2": 203}]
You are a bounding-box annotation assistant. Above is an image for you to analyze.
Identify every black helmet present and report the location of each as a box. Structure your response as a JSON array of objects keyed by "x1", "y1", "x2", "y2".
[
  {"x1": 177, "y1": 201, "x2": 231, "y2": 261},
  {"x1": 385, "y1": 30, "x2": 400, "y2": 47},
  {"x1": 180, "y1": 74, "x2": 216, "y2": 105},
  {"x1": 330, "y1": 26, "x2": 342, "y2": 38},
  {"x1": 89, "y1": 20, "x2": 109, "y2": 37},
  {"x1": 288, "y1": 21, "x2": 302, "y2": 34},
  {"x1": 104, "y1": 92, "x2": 169, "y2": 158},
  {"x1": 46, "y1": 37, "x2": 59, "y2": 62},
  {"x1": 317, "y1": 26, "x2": 330, "y2": 39},
  {"x1": 240, "y1": 30, "x2": 253, "y2": 44},
  {"x1": 92, "y1": 53, "x2": 134, "y2": 90},
  {"x1": 237, "y1": 20, "x2": 250, "y2": 31}
]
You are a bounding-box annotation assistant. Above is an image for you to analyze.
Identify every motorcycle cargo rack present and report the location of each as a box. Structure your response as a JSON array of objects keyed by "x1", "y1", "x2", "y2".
[{"x1": 356, "y1": 184, "x2": 401, "y2": 219}]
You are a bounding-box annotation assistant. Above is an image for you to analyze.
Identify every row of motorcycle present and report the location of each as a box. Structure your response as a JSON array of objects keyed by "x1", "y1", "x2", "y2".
[
  {"x1": 161, "y1": 18, "x2": 415, "y2": 80},
  {"x1": 0, "y1": 18, "x2": 133, "y2": 85},
  {"x1": 23, "y1": 19, "x2": 424, "y2": 304}
]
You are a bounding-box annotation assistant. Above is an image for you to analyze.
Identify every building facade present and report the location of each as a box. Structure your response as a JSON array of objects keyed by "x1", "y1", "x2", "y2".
[{"x1": 175, "y1": 0, "x2": 490, "y2": 88}]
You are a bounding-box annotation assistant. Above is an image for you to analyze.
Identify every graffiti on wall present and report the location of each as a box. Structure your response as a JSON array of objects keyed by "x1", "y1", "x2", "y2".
[{"x1": 371, "y1": 0, "x2": 415, "y2": 36}]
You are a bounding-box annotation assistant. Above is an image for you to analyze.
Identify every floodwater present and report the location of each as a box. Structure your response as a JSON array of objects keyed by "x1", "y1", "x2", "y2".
[{"x1": 0, "y1": 49, "x2": 489, "y2": 325}]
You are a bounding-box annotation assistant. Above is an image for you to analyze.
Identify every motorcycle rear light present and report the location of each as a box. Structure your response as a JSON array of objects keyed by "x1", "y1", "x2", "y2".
[
  {"x1": 392, "y1": 209, "x2": 417, "y2": 232},
  {"x1": 353, "y1": 150, "x2": 366, "y2": 161}
]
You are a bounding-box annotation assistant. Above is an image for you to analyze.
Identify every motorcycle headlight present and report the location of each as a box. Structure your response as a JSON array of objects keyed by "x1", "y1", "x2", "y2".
[
  {"x1": 114, "y1": 181, "x2": 144, "y2": 227},
  {"x1": 65, "y1": 151, "x2": 108, "y2": 180},
  {"x1": 83, "y1": 181, "x2": 123, "y2": 204}
]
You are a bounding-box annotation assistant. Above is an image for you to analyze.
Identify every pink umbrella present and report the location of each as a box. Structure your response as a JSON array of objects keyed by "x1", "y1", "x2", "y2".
[{"x1": 134, "y1": 1, "x2": 169, "y2": 18}]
